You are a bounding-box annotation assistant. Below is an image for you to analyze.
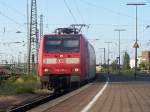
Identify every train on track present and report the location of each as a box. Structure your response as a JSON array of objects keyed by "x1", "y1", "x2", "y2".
[{"x1": 38, "y1": 25, "x2": 96, "y2": 93}]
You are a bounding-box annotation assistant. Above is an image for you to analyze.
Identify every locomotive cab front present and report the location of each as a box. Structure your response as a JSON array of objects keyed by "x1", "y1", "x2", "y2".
[{"x1": 38, "y1": 34, "x2": 82, "y2": 91}]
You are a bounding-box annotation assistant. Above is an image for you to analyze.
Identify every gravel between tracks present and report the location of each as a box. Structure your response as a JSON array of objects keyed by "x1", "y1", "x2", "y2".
[{"x1": 0, "y1": 91, "x2": 51, "y2": 112}]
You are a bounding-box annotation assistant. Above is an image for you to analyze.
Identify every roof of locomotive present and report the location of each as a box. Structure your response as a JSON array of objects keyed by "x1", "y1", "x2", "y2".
[
  {"x1": 41, "y1": 33, "x2": 95, "y2": 52},
  {"x1": 42, "y1": 33, "x2": 88, "y2": 40},
  {"x1": 43, "y1": 33, "x2": 82, "y2": 37},
  {"x1": 43, "y1": 33, "x2": 91, "y2": 42}
]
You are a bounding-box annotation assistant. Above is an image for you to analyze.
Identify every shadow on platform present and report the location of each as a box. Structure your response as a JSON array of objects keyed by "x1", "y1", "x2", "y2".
[{"x1": 95, "y1": 73, "x2": 150, "y2": 83}]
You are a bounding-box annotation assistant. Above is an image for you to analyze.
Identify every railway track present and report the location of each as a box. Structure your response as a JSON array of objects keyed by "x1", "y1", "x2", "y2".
[
  {"x1": 7, "y1": 81, "x2": 93, "y2": 112},
  {"x1": 2, "y1": 75, "x2": 106, "y2": 112},
  {"x1": 28, "y1": 75, "x2": 106, "y2": 112},
  {"x1": 8, "y1": 94, "x2": 62, "y2": 112},
  {"x1": 5, "y1": 74, "x2": 150, "y2": 112},
  {"x1": 28, "y1": 84, "x2": 91, "y2": 112}
]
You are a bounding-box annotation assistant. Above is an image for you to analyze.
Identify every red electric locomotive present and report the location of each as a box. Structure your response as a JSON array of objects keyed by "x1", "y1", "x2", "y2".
[{"x1": 38, "y1": 26, "x2": 96, "y2": 93}]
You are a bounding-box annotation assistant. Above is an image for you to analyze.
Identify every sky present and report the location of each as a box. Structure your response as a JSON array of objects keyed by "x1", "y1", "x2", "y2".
[{"x1": 0, "y1": 0, "x2": 150, "y2": 64}]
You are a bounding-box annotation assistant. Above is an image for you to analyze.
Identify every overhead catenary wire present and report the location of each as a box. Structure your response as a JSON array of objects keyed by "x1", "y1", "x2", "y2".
[
  {"x1": 81, "y1": 0, "x2": 134, "y2": 18},
  {"x1": 81, "y1": 0, "x2": 149, "y2": 24},
  {"x1": 74, "y1": 0, "x2": 85, "y2": 24},
  {"x1": 0, "y1": 0, "x2": 26, "y2": 17},
  {"x1": 44, "y1": 0, "x2": 50, "y2": 29},
  {"x1": 63, "y1": 0, "x2": 77, "y2": 24},
  {"x1": 0, "y1": 22, "x2": 148, "y2": 27},
  {"x1": 0, "y1": 11, "x2": 25, "y2": 28}
]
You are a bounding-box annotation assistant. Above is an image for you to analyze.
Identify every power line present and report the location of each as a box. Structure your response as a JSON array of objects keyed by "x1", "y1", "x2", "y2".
[
  {"x1": 63, "y1": 0, "x2": 77, "y2": 23},
  {"x1": 81, "y1": 0, "x2": 149, "y2": 24},
  {"x1": 0, "y1": 11, "x2": 25, "y2": 28},
  {"x1": 81, "y1": 0, "x2": 134, "y2": 18},
  {"x1": 0, "y1": 0, "x2": 26, "y2": 17},
  {"x1": 0, "y1": 22, "x2": 148, "y2": 27},
  {"x1": 74, "y1": 0, "x2": 85, "y2": 24}
]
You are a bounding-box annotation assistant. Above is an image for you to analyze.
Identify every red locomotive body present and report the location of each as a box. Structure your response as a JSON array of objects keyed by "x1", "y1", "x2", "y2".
[{"x1": 38, "y1": 28, "x2": 96, "y2": 92}]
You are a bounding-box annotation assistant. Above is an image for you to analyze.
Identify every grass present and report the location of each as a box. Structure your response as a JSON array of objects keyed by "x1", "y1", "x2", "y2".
[
  {"x1": 0, "y1": 75, "x2": 41, "y2": 95},
  {"x1": 111, "y1": 69, "x2": 134, "y2": 76},
  {"x1": 121, "y1": 70, "x2": 134, "y2": 76}
]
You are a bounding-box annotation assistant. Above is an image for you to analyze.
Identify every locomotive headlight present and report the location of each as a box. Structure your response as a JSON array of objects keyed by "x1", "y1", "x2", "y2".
[
  {"x1": 74, "y1": 68, "x2": 79, "y2": 72},
  {"x1": 44, "y1": 68, "x2": 49, "y2": 72},
  {"x1": 72, "y1": 67, "x2": 79, "y2": 72}
]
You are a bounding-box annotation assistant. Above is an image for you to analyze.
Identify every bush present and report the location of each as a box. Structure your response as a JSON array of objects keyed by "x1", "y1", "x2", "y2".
[
  {"x1": 111, "y1": 69, "x2": 134, "y2": 76},
  {"x1": 0, "y1": 75, "x2": 40, "y2": 95},
  {"x1": 121, "y1": 69, "x2": 134, "y2": 76}
]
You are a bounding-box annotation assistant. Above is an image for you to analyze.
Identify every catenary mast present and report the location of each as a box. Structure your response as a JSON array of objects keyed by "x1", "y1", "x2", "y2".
[{"x1": 27, "y1": 0, "x2": 38, "y2": 74}]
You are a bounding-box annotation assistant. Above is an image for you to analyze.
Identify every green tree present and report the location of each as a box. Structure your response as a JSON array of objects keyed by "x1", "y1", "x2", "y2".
[
  {"x1": 139, "y1": 62, "x2": 150, "y2": 70},
  {"x1": 122, "y1": 52, "x2": 130, "y2": 70},
  {"x1": 139, "y1": 62, "x2": 147, "y2": 70},
  {"x1": 111, "y1": 60, "x2": 118, "y2": 71}
]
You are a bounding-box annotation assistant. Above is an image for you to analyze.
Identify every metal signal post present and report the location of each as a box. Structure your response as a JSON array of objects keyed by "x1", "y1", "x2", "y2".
[
  {"x1": 127, "y1": 3, "x2": 146, "y2": 78},
  {"x1": 114, "y1": 29, "x2": 126, "y2": 75},
  {"x1": 99, "y1": 48, "x2": 106, "y2": 72},
  {"x1": 105, "y1": 42, "x2": 112, "y2": 74},
  {"x1": 40, "y1": 14, "x2": 43, "y2": 39}
]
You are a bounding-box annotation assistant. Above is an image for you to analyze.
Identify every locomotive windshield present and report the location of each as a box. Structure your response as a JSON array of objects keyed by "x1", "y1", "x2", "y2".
[{"x1": 44, "y1": 35, "x2": 80, "y2": 52}]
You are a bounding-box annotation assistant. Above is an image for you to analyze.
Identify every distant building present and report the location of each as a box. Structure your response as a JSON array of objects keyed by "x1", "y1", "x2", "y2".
[
  {"x1": 0, "y1": 65, "x2": 11, "y2": 75},
  {"x1": 130, "y1": 57, "x2": 141, "y2": 68},
  {"x1": 130, "y1": 51, "x2": 150, "y2": 68},
  {"x1": 130, "y1": 59, "x2": 135, "y2": 68},
  {"x1": 141, "y1": 51, "x2": 150, "y2": 64}
]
